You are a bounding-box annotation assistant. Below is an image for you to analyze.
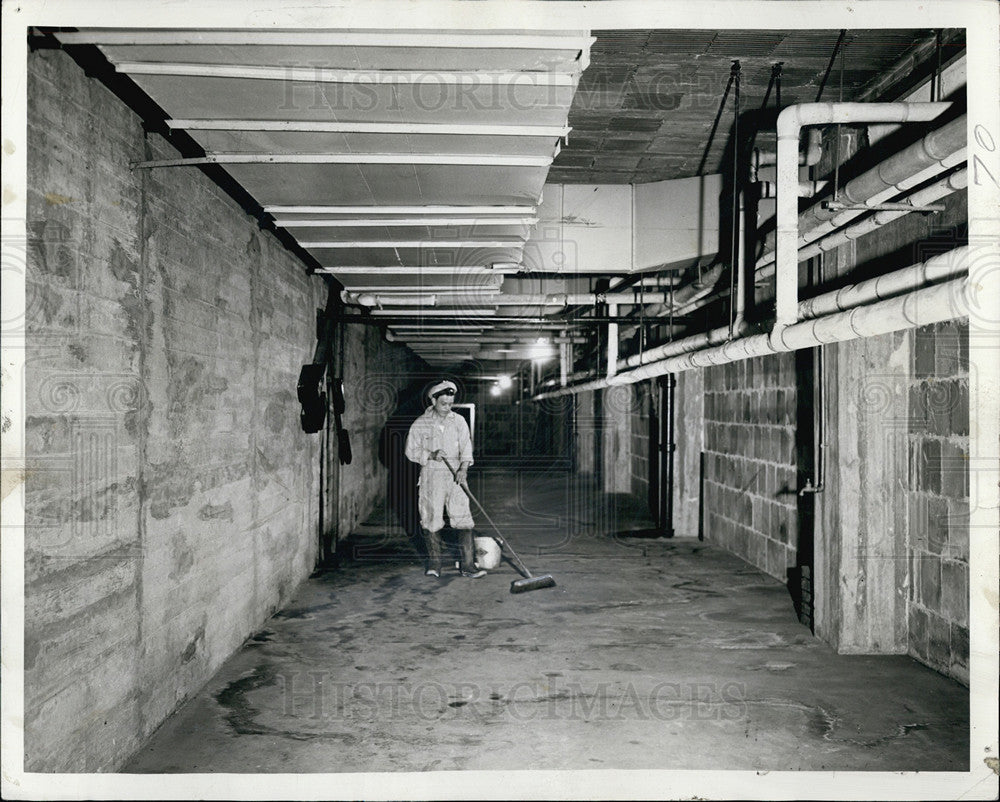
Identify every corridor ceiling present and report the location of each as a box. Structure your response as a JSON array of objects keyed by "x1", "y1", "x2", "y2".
[{"x1": 53, "y1": 27, "x2": 949, "y2": 371}]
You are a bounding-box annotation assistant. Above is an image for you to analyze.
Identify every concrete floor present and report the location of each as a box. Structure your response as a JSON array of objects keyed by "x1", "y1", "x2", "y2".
[{"x1": 124, "y1": 470, "x2": 969, "y2": 773}]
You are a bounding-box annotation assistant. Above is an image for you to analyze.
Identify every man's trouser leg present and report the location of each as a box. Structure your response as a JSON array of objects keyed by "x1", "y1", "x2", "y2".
[
  {"x1": 458, "y1": 529, "x2": 476, "y2": 573},
  {"x1": 422, "y1": 528, "x2": 443, "y2": 575}
]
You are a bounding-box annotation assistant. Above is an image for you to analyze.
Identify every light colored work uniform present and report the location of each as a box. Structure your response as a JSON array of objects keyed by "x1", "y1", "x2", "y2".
[{"x1": 404, "y1": 406, "x2": 474, "y2": 532}]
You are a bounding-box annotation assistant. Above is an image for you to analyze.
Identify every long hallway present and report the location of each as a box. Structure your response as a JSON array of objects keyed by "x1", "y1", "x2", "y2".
[{"x1": 125, "y1": 471, "x2": 968, "y2": 774}]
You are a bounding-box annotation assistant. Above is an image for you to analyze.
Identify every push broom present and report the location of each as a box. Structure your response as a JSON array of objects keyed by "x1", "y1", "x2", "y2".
[{"x1": 442, "y1": 458, "x2": 557, "y2": 594}]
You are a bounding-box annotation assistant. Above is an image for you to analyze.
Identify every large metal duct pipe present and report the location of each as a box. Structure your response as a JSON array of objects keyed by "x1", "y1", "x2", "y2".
[
  {"x1": 774, "y1": 102, "x2": 952, "y2": 329},
  {"x1": 532, "y1": 248, "x2": 969, "y2": 400},
  {"x1": 751, "y1": 128, "x2": 824, "y2": 172}
]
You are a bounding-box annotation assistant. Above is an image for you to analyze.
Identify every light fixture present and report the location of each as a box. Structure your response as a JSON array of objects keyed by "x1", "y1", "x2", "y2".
[
  {"x1": 529, "y1": 337, "x2": 555, "y2": 363},
  {"x1": 498, "y1": 374, "x2": 512, "y2": 390},
  {"x1": 490, "y1": 383, "x2": 502, "y2": 397}
]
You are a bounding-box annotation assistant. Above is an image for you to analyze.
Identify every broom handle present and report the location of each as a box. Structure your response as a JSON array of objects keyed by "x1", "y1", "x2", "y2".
[{"x1": 440, "y1": 457, "x2": 533, "y2": 578}]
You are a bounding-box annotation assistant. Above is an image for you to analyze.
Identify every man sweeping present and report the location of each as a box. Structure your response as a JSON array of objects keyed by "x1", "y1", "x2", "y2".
[{"x1": 404, "y1": 380, "x2": 486, "y2": 579}]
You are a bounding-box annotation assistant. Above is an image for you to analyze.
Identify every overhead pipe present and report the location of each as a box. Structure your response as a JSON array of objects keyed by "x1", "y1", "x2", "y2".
[
  {"x1": 760, "y1": 167, "x2": 968, "y2": 276},
  {"x1": 343, "y1": 291, "x2": 671, "y2": 308},
  {"x1": 614, "y1": 246, "x2": 967, "y2": 372},
  {"x1": 534, "y1": 276, "x2": 967, "y2": 400},
  {"x1": 538, "y1": 233, "x2": 957, "y2": 388},
  {"x1": 385, "y1": 333, "x2": 587, "y2": 344},
  {"x1": 759, "y1": 110, "x2": 963, "y2": 270},
  {"x1": 532, "y1": 247, "x2": 969, "y2": 400},
  {"x1": 773, "y1": 101, "x2": 952, "y2": 330}
]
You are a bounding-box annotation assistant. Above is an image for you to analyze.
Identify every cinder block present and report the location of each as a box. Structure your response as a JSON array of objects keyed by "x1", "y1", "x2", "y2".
[
  {"x1": 925, "y1": 610, "x2": 951, "y2": 672},
  {"x1": 946, "y1": 498, "x2": 969, "y2": 562},
  {"x1": 934, "y1": 320, "x2": 967, "y2": 377},
  {"x1": 918, "y1": 438, "x2": 942, "y2": 495},
  {"x1": 926, "y1": 495, "x2": 950, "y2": 556},
  {"x1": 908, "y1": 383, "x2": 930, "y2": 434},
  {"x1": 949, "y1": 381, "x2": 969, "y2": 437},
  {"x1": 939, "y1": 440, "x2": 969, "y2": 500},
  {"x1": 908, "y1": 604, "x2": 929, "y2": 661},
  {"x1": 913, "y1": 332, "x2": 936, "y2": 379},
  {"x1": 939, "y1": 560, "x2": 968, "y2": 627},
  {"x1": 918, "y1": 556, "x2": 941, "y2": 610},
  {"x1": 949, "y1": 624, "x2": 969, "y2": 686}
]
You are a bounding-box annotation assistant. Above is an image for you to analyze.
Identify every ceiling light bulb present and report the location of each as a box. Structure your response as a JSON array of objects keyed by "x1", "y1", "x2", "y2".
[
  {"x1": 490, "y1": 384, "x2": 502, "y2": 397},
  {"x1": 498, "y1": 374, "x2": 512, "y2": 389}
]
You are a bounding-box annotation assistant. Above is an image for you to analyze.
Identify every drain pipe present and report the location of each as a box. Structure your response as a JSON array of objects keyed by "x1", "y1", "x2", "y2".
[
  {"x1": 774, "y1": 101, "x2": 952, "y2": 330},
  {"x1": 532, "y1": 248, "x2": 969, "y2": 400}
]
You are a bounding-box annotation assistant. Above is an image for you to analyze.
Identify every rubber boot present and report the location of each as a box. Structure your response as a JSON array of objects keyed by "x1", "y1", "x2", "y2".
[
  {"x1": 422, "y1": 528, "x2": 443, "y2": 577},
  {"x1": 458, "y1": 529, "x2": 486, "y2": 578}
]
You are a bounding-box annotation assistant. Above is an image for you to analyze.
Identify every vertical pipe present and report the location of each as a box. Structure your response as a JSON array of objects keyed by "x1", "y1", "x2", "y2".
[
  {"x1": 697, "y1": 451, "x2": 706, "y2": 541},
  {"x1": 560, "y1": 329, "x2": 569, "y2": 387},
  {"x1": 775, "y1": 121, "x2": 802, "y2": 329},
  {"x1": 607, "y1": 303, "x2": 619, "y2": 379},
  {"x1": 663, "y1": 374, "x2": 676, "y2": 538},
  {"x1": 732, "y1": 190, "x2": 747, "y2": 336}
]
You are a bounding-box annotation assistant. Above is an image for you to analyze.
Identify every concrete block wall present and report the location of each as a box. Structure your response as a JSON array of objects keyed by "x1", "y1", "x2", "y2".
[
  {"x1": 907, "y1": 320, "x2": 970, "y2": 684},
  {"x1": 629, "y1": 381, "x2": 652, "y2": 503},
  {"x1": 702, "y1": 354, "x2": 799, "y2": 581},
  {"x1": 24, "y1": 48, "x2": 326, "y2": 771}
]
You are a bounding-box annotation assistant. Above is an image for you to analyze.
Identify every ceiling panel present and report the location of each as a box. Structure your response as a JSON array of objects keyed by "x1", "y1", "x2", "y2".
[
  {"x1": 99, "y1": 42, "x2": 589, "y2": 72},
  {"x1": 184, "y1": 130, "x2": 561, "y2": 157},
  {"x1": 222, "y1": 163, "x2": 549, "y2": 206},
  {"x1": 128, "y1": 74, "x2": 577, "y2": 125}
]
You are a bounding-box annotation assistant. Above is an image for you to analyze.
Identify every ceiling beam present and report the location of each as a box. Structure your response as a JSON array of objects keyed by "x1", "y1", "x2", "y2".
[
  {"x1": 132, "y1": 153, "x2": 553, "y2": 169},
  {"x1": 58, "y1": 30, "x2": 594, "y2": 51},
  {"x1": 166, "y1": 119, "x2": 571, "y2": 138},
  {"x1": 112, "y1": 61, "x2": 578, "y2": 86}
]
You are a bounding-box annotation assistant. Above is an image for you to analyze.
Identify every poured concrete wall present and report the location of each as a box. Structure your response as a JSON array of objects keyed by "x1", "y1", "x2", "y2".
[
  {"x1": 336, "y1": 327, "x2": 424, "y2": 540},
  {"x1": 24, "y1": 48, "x2": 326, "y2": 771},
  {"x1": 813, "y1": 148, "x2": 969, "y2": 681},
  {"x1": 602, "y1": 385, "x2": 633, "y2": 494},
  {"x1": 673, "y1": 369, "x2": 704, "y2": 537}
]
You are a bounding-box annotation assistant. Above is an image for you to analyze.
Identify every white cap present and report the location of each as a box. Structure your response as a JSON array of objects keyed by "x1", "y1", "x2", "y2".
[{"x1": 428, "y1": 380, "x2": 458, "y2": 399}]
